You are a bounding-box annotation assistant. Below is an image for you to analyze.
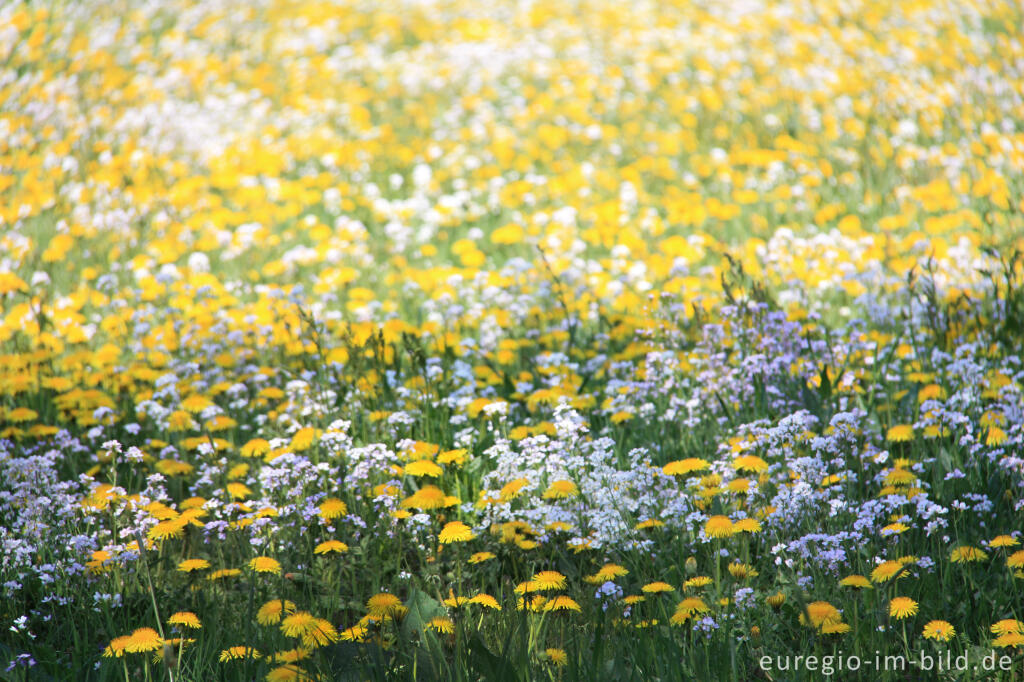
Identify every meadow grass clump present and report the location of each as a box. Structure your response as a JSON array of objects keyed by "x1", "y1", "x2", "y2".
[{"x1": 2, "y1": 0, "x2": 1024, "y2": 680}]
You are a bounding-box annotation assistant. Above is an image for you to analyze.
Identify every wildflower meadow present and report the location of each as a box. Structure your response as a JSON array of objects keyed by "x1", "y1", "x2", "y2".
[{"x1": 2, "y1": 0, "x2": 1024, "y2": 679}]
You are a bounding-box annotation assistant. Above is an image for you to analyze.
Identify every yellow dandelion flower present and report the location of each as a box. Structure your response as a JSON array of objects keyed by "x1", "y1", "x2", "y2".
[
  {"x1": 765, "y1": 592, "x2": 786, "y2": 609},
  {"x1": 0, "y1": 273, "x2": 27, "y2": 295},
  {"x1": 314, "y1": 539, "x2": 348, "y2": 554},
  {"x1": 922, "y1": 620, "x2": 955, "y2": 641},
  {"x1": 635, "y1": 518, "x2": 665, "y2": 529},
  {"x1": 529, "y1": 571, "x2": 567, "y2": 591},
  {"x1": 732, "y1": 455, "x2": 768, "y2": 472},
  {"x1": 280, "y1": 612, "x2": 318, "y2": 639},
  {"x1": 167, "y1": 410, "x2": 196, "y2": 432},
  {"x1": 497, "y1": 521, "x2": 533, "y2": 542},
  {"x1": 704, "y1": 515, "x2": 735, "y2": 539},
  {"x1": 208, "y1": 569, "x2": 241, "y2": 581},
  {"x1": 950, "y1": 546, "x2": 987, "y2": 563},
  {"x1": 156, "y1": 459, "x2": 194, "y2": 476},
  {"x1": 301, "y1": 619, "x2": 338, "y2": 648},
  {"x1": 641, "y1": 581, "x2": 673, "y2": 593},
  {"x1": 468, "y1": 551, "x2": 495, "y2": 564},
  {"x1": 150, "y1": 638, "x2": 192, "y2": 663},
  {"x1": 181, "y1": 395, "x2": 213, "y2": 414},
  {"x1": 405, "y1": 460, "x2": 443, "y2": 477},
  {"x1": 886, "y1": 424, "x2": 914, "y2": 442},
  {"x1": 340, "y1": 625, "x2": 367, "y2": 642},
  {"x1": 684, "y1": 576, "x2": 712, "y2": 590},
  {"x1": 889, "y1": 597, "x2": 918, "y2": 620},
  {"x1": 226, "y1": 482, "x2": 252, "y2": 500},
  {"x1": 670, "y1": 597, "x2": 709, "y2": 624},
  {"x1": 168, "y1": 612, "x2": 201, "y2": 629},
  {"x1": 148, "y1": 519, "x2": 186, "y2": 542},
  {"x1": 226, "y1": 463, "x2": 250, "y2": 481},
  {"x1": 884, "y1": 468, "x2": 917, "y2": 486},
  {"x1": 443, "y1": 594, "x2": 469, "y2": 608},
  {"x1": 724, "y1": 475, "x2": 749, "y2": 491},
  {"x1": 545, "y1": 648, "x2": 568, "y2": 666},
  {"x1": 402, "y1": 485, "x2": 456, "y2": 510},
  {"x1": 870, "y1": 560, "x2": 908, "y2": 583},
  {"x1": 426, "y1": 617, "x2": 455, "y2": 634},
  {"x1": 986, "y1": 427, "x2": 1009, "y2": 446},
  {"x1": 468, "y1": 594, "x2": 501, "y2": 610},
  {"x1": 103, "y1": 635, "x2": 132, "y2": 658},
  {"x1": 989, "y1": 535, "x2": 1019, "y2": 548},
  {"x1": 543, "y1": 596, "x2": 581, "y2": 612},
  {"x1": 147, "y1": 502, "x2": 179, "y2": 521},
  {"x1": 290, "y1": 427, "x2": 319, "y2": 452},
  {"x1": 804, "y1": 602, "x2": 842, "y2": 629},
  {"x1": 240, "y1": 438, "x2": 271, "y2": 458},
  {"x1": 1005, "y1": 550, "x2": 1024, "y2": 569},
  {"x1": 6, "y1": 407, "x2": 37, "y2": 422},
  {"x1": 366, "y1": 593, "x2": 405, "y2": 617},
  {"x1": 249, "y1": 556, "x2": 282, "y2": 574},
  {"x1": 839, "y1": 575, "x2": 872, "y2": 589},
  {"x1": 821, "y1": 622, "x2": 851, "y2": 635},
  {"x1": 993, "y1": 633, "x2": 1024, "y2": 648},
  {"x1": 585, "y1": 563, "x2": 629, "y2": 583},
  {"x1": 219, "y1": 646, "x2": 260, "y2": 662},
  {"x1": 273, "y1": 648, "x2": 311, "y2": 663},
  {"x1": 180, "y1": 497, "x2": 207, "y2": 510},
  {"x1": 517, "y1": 595, "x2": 549, "y2": 612},
  {"x1": 499, "y1": 477, "x2": 530, "y2": 500},
  {"x1": 318, "y1": 498, "x2": 347, "y2": 520},
  {"x1": 662, "y1": 458, "x2": 710, "y2": 476},
  {"x1": 257, "y1": 600, "x2": 296, "y2": 626},
  {"x1": 125, "y1": 628, "x2": 162, "y2": 653},
  {"x1": 728, "y1": 563, "x2": 758, "y2": 579},
  {"x1": 177, "y1": 558, "x2": 211, "y2": 573},
  {"x1": 438, "y1": 448, "x2": 468, "y2": 465},
  {"x1": 542, "y1": 480, "x2": 578, "y2": 499},
  {"x1": 438, "y1": 521, "x2": 474, "y2": 543},
  {"x1": 734, "y1": 518, "x2": 761, "y2": 533},
  {"x1": 206, "y1": 415, "x2": 237, "y2": 432},
  {"x1": 86, "y1": 550, "x2": 113, "y2": 574},
  {"x1": 265, "y1": 663, "x2": 315, "y2": 681},
  {"x1": 991, "y1": 620, "x2": 1024, "y2": 635}
]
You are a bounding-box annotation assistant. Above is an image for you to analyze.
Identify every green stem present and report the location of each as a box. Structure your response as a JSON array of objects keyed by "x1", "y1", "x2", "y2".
[{"x1": 134, "y1": 531, "x2": 174, "y2": 682}]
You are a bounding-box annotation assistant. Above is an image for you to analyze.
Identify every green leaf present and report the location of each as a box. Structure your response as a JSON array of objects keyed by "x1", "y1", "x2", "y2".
[
  {"x1": 818, "y1": 365, "x2": 832, "y2": 401},
  {"x1": 319, "y1": 641, "x2": 381, "y2": 682},
  {"x1": 468, "y1": 634, "x2": 520, "y2": 682},
  {"x1": 936, "y1": 446, "x2": 953, "y2": 474},
  {"x1": 399, "y1": 587, "x2": 447, "y2": 640}
]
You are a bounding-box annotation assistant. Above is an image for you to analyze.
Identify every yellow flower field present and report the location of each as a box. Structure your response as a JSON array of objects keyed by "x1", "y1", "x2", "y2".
[{"x1": 1, "y1": 0, "x2": 1023, "y2": 679}]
